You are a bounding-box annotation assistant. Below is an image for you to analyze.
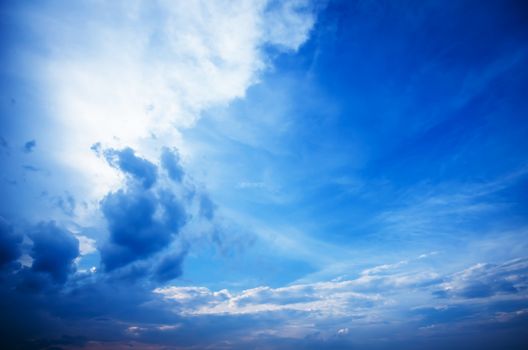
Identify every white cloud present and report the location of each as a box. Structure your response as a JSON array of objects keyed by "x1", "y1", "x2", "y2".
[
  {"x1": 360, "y1": 260, "x2": 409, "y2": 276},
  {"x1": 337, "y1": 327, "x2": 349, "y2": 335},
  {"x1": 74, "y1": 234, "x2": 97, "y2": 255},
  {"x1": 155, "y1": 279, "x2": 385, "y2": 316},
  {"x1": 154, "y1": 256, "x2": 528, "y2": 328},
  {"x1": 436, "y1": 258, "x2": 528, "y2": 300},
  {"x1": 19, "y1": 0, "x2": 316, "y2": 219}
]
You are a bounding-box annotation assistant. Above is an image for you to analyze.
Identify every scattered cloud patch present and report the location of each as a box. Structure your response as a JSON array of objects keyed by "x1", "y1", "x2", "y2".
[
  {"x1": 23, "y1": 139, "x2": 36, "y2": 153},
  {"x1": 22, "y1": 165, "x2": 41, "y2": 172},
  {"x1": 55, "y1": 192, "x2": 76, "y2": 216}
]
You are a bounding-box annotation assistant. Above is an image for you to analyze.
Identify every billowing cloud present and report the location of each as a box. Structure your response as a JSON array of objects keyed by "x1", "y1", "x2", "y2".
[
  {"x1": 0, "y1": 217, "x2": 22, "y2": 267},
  {"x1": 104, "y1": 147, "x2": 158, "y2": 189},
  {"x1": 30, "y1": 221, "x2": 80, "y2": 283},
  {"x1": 101, "y1": 189, "x2": 174, "y2": 270},
  {"x1": 99, "y1": 147, "x2": 188, "y2": 272},
  {"x1": 153, "y1": 250, "x2": 187, "y2": 282}
]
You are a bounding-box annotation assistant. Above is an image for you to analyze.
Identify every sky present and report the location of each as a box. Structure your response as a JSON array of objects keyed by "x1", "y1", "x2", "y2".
[{"x1": 1, "y1": 0, "x2": 528, "y2": 349}]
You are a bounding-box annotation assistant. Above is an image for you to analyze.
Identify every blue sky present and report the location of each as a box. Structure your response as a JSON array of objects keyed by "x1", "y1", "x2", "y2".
[{"x1": 1, "y1": 1, "x2": 528, "y2": 349}]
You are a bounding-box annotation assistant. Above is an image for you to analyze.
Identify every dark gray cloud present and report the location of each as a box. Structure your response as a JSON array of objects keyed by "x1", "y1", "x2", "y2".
[
  {"x1": 154, "y1": 251, "x2": 186, "y2": 282},
  {"x1": 30, "y1": 221, "x2": 80, "y2": 283},
  {"x1": 100, "y1": 189, "x2": 183, "y2": 271},
  {"x1": 158, "y1": 190, "x2": 187, "y2": 230},
  {"x1": 0, "y1": 217, "x2": 22, "y2": 267},
  {"x1": 99, "y1": 147, "x2": 188, "y2": 272}
]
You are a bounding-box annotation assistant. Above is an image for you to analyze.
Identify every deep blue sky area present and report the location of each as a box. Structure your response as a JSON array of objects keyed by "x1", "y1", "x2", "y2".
[{"x1": 1, "y1": 1, "x2": 528, "y2": 349}]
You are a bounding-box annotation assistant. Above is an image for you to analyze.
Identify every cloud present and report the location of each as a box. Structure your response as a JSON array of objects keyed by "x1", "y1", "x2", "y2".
[
  {"x1": 23, "y1": 139, "x2": 36, "y2": 153},
  {"x1": 0, "y1": 230, "x2": 526, "y2": 350},
  {"x1": 0, "y1": 217, "x2": 22, "y2": 267},
  {"x1": 0, "y1": 1, "x2": 319, "y2": 348},
  {"x1": 1, "y1": 1, "x2": 528, "y2": 349},
  {"x1": 199, "y1": 194, "x2": 216, "y2": 220},
  {"x1": 153, "y1": 250, "x2": 187, "y2": 283},
  {"x1": 55, "y1": 192, "x2": 76, "y2": 216},
  {"x1": 30, "y1": 221, "x2": 80, "y2": 283},
  {"x1": 99, "y1": 146, "x2": 192, "y2": 273},
  {"x1": 262, "y1": 0, "x2": 316, "y2": 50},
  {"x1": 154, "y1": 255, "x2": 528, "y2": 331},
  {"x1": 22, "y1": 164, "x2": 41, "y2": 172},
  {"x1": 360, "y1": 259, "x2": 409, "y2": 276},
  {"x1": 155, "y1": 280, "x2": 383, "y2": 316},
  {"x1": 13, "y1": 0, "x2": 317, "y2": 213},
  {"x1": 376, "y1": 169, "x2": 528, "y2": 240},
  {"x1": 75, "y1": 234, "x2": 96, "y2": 256},
  {"x1": 161, "y1": 147, "x2": 184, "y2": 183},
  {"x1": 435, "y1": 258, "x2": 528, "y2": 300},
  {"x1": 100, "y1": 188, "x2": 180, "y2": 271},
  {"x1": 104, "y1": 147, "x2": 158, "y2": 189}
]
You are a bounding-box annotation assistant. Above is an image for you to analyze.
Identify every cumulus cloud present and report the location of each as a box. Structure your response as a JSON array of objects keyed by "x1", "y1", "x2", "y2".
[
  {"x1": 104, "y1": 147, "x2": 158, "y2": 189},
  {"x1": 30, "y1": 221, "x2": 80, "y2": 283},
  {"x1": 153, "y1": 250, "x2": 187, "y2": 282},
  {"x1": 98, "y1": 144, "x2": 207, "y2": 276},
  {"x1": 1, "y1": 218, "x2": 81, "y2": 288},
  {"x1": 99, "y1": 146, "x2": 198, "y2": 275},
  {"x1": 0, "y1": 217, "x2": 22, "y2": 267},
  {"x1": 100, "y1": 189, "x2": 174, "y2": 270}
]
